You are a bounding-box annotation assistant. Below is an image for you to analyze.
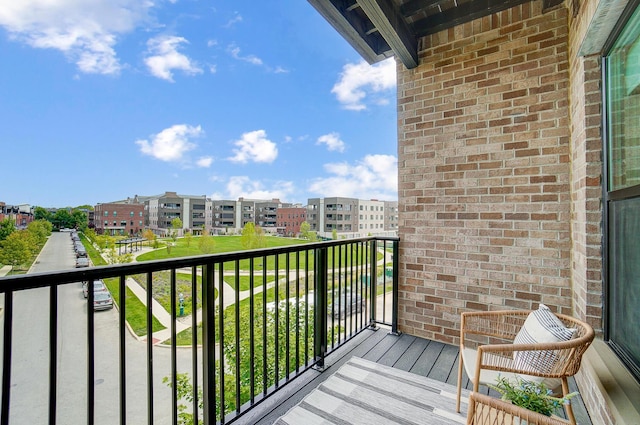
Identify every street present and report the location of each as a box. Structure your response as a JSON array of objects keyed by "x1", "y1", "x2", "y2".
[{"x1": 0, "y1": 232, "x2": 199, "y2": 424}]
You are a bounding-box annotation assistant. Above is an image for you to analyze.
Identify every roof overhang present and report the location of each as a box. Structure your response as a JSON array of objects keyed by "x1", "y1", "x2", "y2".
[{"x1": 308, "y1": 0, "x2": 564, "y2": 69}]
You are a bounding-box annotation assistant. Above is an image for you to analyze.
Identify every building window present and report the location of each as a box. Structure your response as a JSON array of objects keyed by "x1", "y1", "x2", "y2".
[
  {"x1": 104, "y1": 211, "x2": 109, "y2": 216},
  {"x1": 604, "y1": 3, "x2": 640, "y2": 381},
  {"x1": 113, "y1": 211, "x2": 117, "y2": 217}
]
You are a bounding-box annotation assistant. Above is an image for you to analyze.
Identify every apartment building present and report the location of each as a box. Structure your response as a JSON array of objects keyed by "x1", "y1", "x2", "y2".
[
  {"x1": 94, "y1": 200, "x2": 144, "y2": 236},
  {"x1": 276, "y1": 206, "x2": 307, "y2": 236},
  {"x1": 145, "y1": 192, "x2": 207, "y2": 236},
  {"x1": 0, "y1": 202, "x2": 34, "y2": 229},
  {"x1": 208, "y1": 198, "x2": 292, "y2": 234},
  {"x1": 307, "y1": 197, "x2": 397, "y2": 238}
]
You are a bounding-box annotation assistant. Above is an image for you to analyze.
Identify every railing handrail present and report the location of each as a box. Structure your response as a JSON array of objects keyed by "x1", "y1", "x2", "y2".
[{"x1": 0, "y1": 236, "x2": 400, "y2": 292}]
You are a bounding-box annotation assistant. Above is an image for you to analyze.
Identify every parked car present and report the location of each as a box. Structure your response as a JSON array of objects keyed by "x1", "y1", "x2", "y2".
[
  {"x1": 92, "y1": 292, "x2": 114, "y2": 311},
  {"x1": 75, "y1": 247, "x2": 87, "y2": 258},
  {"x1": 83, "y1": 279, "x2": 108, "y2": 298},
  {"x1": 75, "y1": 257, "x2": 90, "y2": 268},
  {"x1": 328, "y1": 290, "x2": 363, "y2": 319}
]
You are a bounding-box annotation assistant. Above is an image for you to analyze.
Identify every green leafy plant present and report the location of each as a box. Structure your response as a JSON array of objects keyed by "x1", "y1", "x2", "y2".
[{"x1": 489, "y1": 376, "x2": 578, "y2": 417}]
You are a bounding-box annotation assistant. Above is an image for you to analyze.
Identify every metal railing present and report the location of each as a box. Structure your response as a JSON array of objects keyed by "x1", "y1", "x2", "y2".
[{"x1": 0, "y1": 236, "x2": 398, "y2": 424}]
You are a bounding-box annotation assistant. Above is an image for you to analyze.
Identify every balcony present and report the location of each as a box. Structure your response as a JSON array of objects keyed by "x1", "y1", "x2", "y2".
[
  {"x1": 0, "y1": 233, "x2": 404, "y2": 424},
  {"x1": 0, "y1": 233, "x2": 596, "y2": 424}
]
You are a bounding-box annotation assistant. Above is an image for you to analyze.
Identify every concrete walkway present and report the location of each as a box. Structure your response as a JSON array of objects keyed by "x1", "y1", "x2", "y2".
[{"x1": 106, "y1": 243, "x2": 389, "y2": 345}]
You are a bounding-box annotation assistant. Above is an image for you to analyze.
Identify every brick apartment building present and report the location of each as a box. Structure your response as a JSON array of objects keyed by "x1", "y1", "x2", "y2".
[
  {"x1": 310, "y1": 0, "x2": 640, "y2": 423},
  {"x1": 276, "y1": 206, "x2": 307, "y2": 236},
  {"x1": 94, "y1": 201, "x2": 144, "y2": 236},
  {"x1": 0, "y1": 202, "x2": 34, "y2": 229}
]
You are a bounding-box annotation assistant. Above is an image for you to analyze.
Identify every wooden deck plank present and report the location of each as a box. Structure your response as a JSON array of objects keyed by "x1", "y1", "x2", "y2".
[
  {"x1": 376, "y1": 333, "x2": 416, "y2": 367},
  {"x1": 393, "y1": 334, "x2": 429, "y2": 371},
  {"x1": 410, "y1": 339, "x2": 445, "y2": 376}
]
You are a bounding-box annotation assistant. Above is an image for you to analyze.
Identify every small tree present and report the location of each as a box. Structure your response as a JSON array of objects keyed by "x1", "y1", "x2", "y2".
[
  {"x1": 299, "y1": 221, "x2": 310, "y2": 239},
  {"x1": 171, "y1": 218, "x2": 183, "y2": 242},
  {"x1": 241, "y1": 222, "x2": 266, "y2": 250},
  {"x1": 142, "y1": 229, "x2": 155, "y2": 246},
  {"x1": 0, "y1": 231, "x2": 33, "y2": 269},
  {"x1": 0, "y1": 218, "x2": 15, "y2": 241},
  {"x1": 184, "y1": 231, "x2": 193, "y2": 247},
  {"x1": 198, "y1": 234, "x2": 215, "y2": 254},
  {"x1": 332, "y1": 228, "x2": 338, "y2": 240}
]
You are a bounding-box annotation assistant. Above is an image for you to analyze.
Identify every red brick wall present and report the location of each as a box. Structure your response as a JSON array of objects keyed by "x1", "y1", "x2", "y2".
[{"x1": 397, "y1": 1, "x2": 571, "y2": 343}]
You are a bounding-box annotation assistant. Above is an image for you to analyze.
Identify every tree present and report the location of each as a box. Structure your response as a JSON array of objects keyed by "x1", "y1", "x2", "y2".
[
  {"x1": 299, "y1": 221, "x2": 317, "y2": 241},
  {"x1": 171, "y1": 218, "x2": 183, "y2": 241},
  {"x1": 332, "y1": 229, "x2": 338, "y2": 240},
  {"x1": 142, "y1": 229, "x2": 155, "y2": 246},
  {"x1": 71, "y1": 210, "x2": 88, "y2": 231},
  {"x1": 198, "y1": 234, "x2": 215, "y2": 254},
  {"x1": 184, "y1": 231, "x2": 192, "y2": 247},
  {"x1": 0, "y1": 231, "x2": 34, "y2": 269},
  {"x1": 33, "y1": 206, "x2": 52, "y2": 222},
  {"x1": 0, "y1": 218, "x2": 15, "y2": 241},
  {"x1": 27, "y1": 220, "x2": 52, "y2": 245},
  {"x1": 52, "y1": 209, "x2": 74, "y2": 230},
  {"x1": 240, "y1": 223, "x2": 266, "y2": 250}
]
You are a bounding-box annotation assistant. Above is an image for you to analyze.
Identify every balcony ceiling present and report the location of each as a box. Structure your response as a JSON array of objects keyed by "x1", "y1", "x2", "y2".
[{"x1": 308, "y1": 0, "x2": 563, "y2": 69}]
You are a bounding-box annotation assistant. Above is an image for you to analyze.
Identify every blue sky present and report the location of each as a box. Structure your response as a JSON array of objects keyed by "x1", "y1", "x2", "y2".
[{"x1": 0, "y1": 1, "x2": 398, "y2": 208}]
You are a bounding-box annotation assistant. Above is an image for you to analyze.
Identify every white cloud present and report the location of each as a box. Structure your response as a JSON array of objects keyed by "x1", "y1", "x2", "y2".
[
  {"x1": 196, "y1": 156, "x2": 213, "y2": 168},
  {"x1": 144, "y1": 35, "x2": 203, "y2": 82},
  {"x1": 225, "y1": 176, "x2": 294, "y2": 200},
  {"x1": 228, "y1": 130, "x2": 278, "y2": 164},
  {"x1": 0, "y1": 0, "x2": 152, "y2": 75},
  {"x1": 228, "y1": 44, "x2": 263, "y2": 66},
  {"x1": 331, "y1": 58, "x2": 396, "y2": 111},
  {"x1": 224, "y1": 14, "x2": 243, "y2": 28},
  {"x1": 317, "y1": 132, "x2": 345, "y2": 153},
  {"x1": 136, "y1": 124, "x2": 203, "y2": 162},
  {"x1": 308, "y1": 154, "x2": 397, "y2": 200}
]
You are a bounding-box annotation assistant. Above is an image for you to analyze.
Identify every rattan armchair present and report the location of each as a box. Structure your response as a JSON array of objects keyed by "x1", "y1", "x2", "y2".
[
  {"x1": 467, "y1": 392, "x2": 571, "y2": 425},
  {"x1": 456, "y1": 309, "x2": 595, "y2": 425}
]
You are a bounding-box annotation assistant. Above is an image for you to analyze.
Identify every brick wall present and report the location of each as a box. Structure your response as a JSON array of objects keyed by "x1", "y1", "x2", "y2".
[{"x1": 397, "y1": 0, "x2": 571, "y2": 343}]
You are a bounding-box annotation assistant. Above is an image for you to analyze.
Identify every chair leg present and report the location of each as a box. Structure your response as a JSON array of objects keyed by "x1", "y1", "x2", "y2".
[
  {"x1": 456, "y1": 348, "x2": 463, "y2": 413},
  {"x1": 562, "y1": 377, "x2": 576, "y2": 425}
]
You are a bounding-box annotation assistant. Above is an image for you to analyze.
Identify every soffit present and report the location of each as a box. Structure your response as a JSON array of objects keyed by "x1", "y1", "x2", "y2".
[{"x1": 308, "y1": 0, "x2": 564, "y2": 68}]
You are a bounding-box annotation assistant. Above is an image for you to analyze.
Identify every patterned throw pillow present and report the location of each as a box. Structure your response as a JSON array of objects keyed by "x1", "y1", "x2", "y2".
[{"x1": 513, "y1": 304, "x2": 576, "y2": 374}]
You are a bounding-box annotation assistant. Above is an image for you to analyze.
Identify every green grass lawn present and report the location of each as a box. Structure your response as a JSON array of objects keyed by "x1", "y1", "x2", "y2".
[
  {"x1": 83, "y1": 233, "x2": 165, "y2": 336},
  {"x1": 136, "y1": 236, "x2": 379, "y2": 272}
]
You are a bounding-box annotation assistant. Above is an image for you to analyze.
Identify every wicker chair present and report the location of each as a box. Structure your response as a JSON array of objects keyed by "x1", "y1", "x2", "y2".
[
  {"x1": 456, "y1": 309, "x2": 595, "y2": 425},
  {"x1": 467, "y1": 392, "x2": 571, "y2": 425}
]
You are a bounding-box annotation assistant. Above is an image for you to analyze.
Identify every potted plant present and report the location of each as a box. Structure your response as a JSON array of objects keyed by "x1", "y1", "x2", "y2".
[{"x1": 489, "y1": 376, "x2": 579, "y2": 418}]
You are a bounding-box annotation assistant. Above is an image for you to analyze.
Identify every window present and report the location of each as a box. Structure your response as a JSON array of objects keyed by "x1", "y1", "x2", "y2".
[
  {"x1": 604, "y1": 3, "x2": 640, "y2": 381},
  {"x1": 113, "y1": 211, "x2": 117, "y2": 217},
  {"x1": 130, "y1": 211, "x2": 134, "y2": 217}
]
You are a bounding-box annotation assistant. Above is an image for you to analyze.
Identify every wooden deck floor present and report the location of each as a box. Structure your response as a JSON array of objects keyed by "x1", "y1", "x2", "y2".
[{"x1": 236, "y1": 325, "x2": 592, "y2": 425}]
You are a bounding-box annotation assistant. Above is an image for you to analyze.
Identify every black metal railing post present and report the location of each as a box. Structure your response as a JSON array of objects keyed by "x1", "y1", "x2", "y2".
[
  {"x1": 1, "y1": 291, "x2": 13, "y2": 425},
  {"x1": 202, "y1": 263, "x2": 216, "y2": 424},
  {"x1": 369, "y1": 239, "x2": 378, "y2": 329},
  {"x1": 313, "y1": 247, "x2": 328, "y2": 370},
  {"x1": 391, "y1": 239, "x2": 400, "y2": 335}
]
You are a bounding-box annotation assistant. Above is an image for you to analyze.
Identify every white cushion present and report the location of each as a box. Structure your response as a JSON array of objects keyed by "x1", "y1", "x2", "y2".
[{"x1": 512, "y1": 304, "x2": 576, "y2": 375}]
